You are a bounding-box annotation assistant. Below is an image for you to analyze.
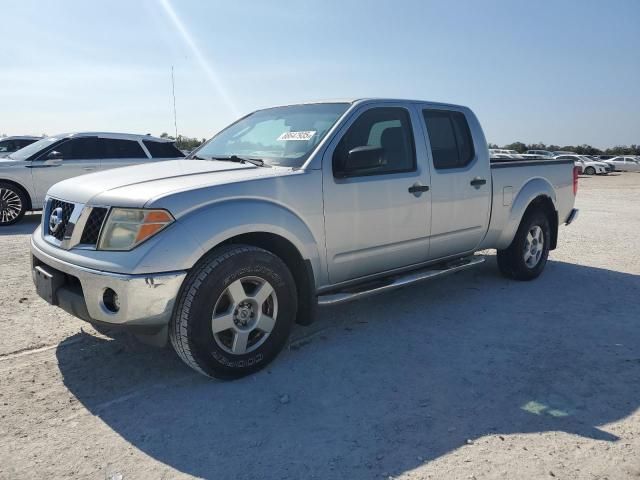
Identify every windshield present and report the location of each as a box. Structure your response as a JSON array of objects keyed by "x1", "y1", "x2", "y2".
[
  {"x1": 192, "y1": 103, "x2": 350, "y2": 167},
  {"x1": 7, "y1": 136, "x2": 60, "y2": 160}
]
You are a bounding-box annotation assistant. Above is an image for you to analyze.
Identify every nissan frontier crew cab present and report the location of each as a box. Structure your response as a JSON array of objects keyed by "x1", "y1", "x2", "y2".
[{"x1": 31, "y1": 99, "x2": 579, "y2": 379}]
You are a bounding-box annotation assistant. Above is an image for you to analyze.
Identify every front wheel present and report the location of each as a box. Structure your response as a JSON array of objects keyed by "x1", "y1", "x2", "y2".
[
  {"x1": 170, "y1": 245, "x2": 297, "y2": 379},
  {"x1": 497, "y1": 210, "x2": 551, "y2": 281},
  {"x1": 585, "y1": 166, "x2": 596, "y2": 175},
  {"x1": 0, "y1": 182, "x2": 27, "y2": 226}
]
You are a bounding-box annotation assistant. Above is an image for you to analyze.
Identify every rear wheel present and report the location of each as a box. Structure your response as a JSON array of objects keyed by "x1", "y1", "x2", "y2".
[
  {"x1": 170, "y1": 245, "x2": 297, "y2": 379},
  {"x1": 585, "y1": 166, "x2": 596, "y2": 175},
  {"x1": 497, "y1": 210, "x2": 551, "y2": 281},
  {"x1": 0, "y1": 182, "x2": 27, "y2": 226}
]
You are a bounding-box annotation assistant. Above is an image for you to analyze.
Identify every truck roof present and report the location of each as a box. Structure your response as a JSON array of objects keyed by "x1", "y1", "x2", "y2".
[{"x1": 266, "y1": 98, "x2": 469, "y2": 110}]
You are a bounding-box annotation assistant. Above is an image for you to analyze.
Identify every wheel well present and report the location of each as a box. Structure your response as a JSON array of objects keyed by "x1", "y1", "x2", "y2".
[
  {"x1": 219, "y1": 232, "x2": 317, "y2": 326},
  {"x1": 0, "y1": 179, "x2": 32, "y2": 211},
  {"x1": 524, "y1": 195, "x2": 558, "y2": 250}
]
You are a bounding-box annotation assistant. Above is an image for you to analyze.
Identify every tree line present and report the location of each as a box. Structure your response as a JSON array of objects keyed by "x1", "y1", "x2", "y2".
[
  {"x1": 160, "y1": 132, "x2": 206, "y2": 151},
  {"x1": 488, "y1": 142, "x2": 640, "y2": 156}
]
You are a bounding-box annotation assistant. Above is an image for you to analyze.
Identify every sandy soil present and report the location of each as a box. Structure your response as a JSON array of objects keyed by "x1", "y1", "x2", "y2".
[{"x1": 0, "y1": 173, "x2": 638, "y2": 479}]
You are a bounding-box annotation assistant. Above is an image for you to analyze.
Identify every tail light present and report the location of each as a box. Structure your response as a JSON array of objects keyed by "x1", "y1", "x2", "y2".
[{"x1": 573, "y1": 166, "x2": 579, "y2": 195}]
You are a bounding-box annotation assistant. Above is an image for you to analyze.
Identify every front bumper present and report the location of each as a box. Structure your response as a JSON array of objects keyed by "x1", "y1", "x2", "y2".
[{"x1": 31, "y1": 239, "x2": 187, "y2": 333}]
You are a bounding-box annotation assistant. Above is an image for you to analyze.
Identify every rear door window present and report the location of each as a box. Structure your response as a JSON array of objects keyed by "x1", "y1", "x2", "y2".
[
  {"x1": 142, "y1": 140, "x2": 185, "y2": 158},
  {"x1": 102, "y1": 139, "x2": 147, "y2": 159},
  {"x1": 423, "y1": 110, "x2": 475, "y2": 169}
]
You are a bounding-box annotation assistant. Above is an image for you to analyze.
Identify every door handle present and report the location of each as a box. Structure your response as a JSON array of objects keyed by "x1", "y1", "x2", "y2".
[
  {"x1": 83, "y1": 167, "x2": 97, "y2": 171},
  {"x1": 470, "y1": 177, "x2": 487, "y2": 187},
  {"x1": 408, "y1": 183, "x2": 430, "y2": 196}
]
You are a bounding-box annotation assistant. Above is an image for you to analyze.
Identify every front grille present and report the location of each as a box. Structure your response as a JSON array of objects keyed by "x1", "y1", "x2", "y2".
[
  {"x1": 80, "y1": 207, "x2": 108, "y2": 245},
  {"x1": 48, "y1": 199, "x2": 75, "y2": 240}
]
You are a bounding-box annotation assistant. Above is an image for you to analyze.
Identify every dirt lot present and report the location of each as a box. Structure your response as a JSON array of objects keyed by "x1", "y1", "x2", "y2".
[{"x1": 0, "y1": 173, "x2": 638, "y2": 480}]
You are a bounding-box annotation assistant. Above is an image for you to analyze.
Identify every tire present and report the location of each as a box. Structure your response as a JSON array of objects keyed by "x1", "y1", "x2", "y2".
[
  {"x1": 496, "y1": 210, "x2": 551, "y2": 281},
  {"x1": 170, "y1": 245, "x2": 297, "y2": 379},
  {"x1": 585, "y1": 166, "x2": 596, "y2": 175},
  {"x1": 0, "y1": 182, "x2": 27, "y2": 226}
]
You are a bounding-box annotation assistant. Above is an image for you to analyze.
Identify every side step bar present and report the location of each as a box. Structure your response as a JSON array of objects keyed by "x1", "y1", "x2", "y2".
[{"x1": 317, "y1": 255, "x2": 485, "y2": 306}]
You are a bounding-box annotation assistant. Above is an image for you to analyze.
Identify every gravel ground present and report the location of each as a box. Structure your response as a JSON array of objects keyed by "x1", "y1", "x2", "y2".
[{"x1": 0, "y1": 173, "x2": 638, "y2": 479}]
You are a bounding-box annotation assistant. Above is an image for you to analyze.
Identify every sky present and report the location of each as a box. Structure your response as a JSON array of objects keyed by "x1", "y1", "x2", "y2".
[{"x1": 2, "y1": 0, "x2": 639, "y2": 148}]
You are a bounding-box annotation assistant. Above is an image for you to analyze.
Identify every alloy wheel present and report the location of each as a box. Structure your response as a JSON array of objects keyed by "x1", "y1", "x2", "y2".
[
  {"x1": 0, "y1": 188, "x2": 22, "y2": 224},
  {"x1": 523, "y1": 225, "x2": 544, "y2": 268},
  {"x1": 211, "y1": 276, "x2": 278, "y2": 355}
]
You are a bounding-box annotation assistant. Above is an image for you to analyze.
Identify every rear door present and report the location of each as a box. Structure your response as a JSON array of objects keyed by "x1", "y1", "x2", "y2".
[
  {"x1": 322, "y1": 104, "x2": 431, "y2": 284},
  {"x1": 420, "y1": 107, "x2": 491, "y2": 260},
  {"x1": 100, "y1": 138, "x2": 149, "y2": 170},
  {"x1": 31, "y1": 137, "x2": 102, "y2": 204}
]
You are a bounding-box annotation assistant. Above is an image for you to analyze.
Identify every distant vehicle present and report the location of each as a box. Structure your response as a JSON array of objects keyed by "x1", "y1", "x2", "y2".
[
  {"x1": 489, "y1": 149, "x2": 522, "y2": 158},
  {"x1": 604, "y1": 156, "x2": 640, "y2": 172},
  {"x1": 552, "y1": 151, "x2": 577, "y2": 156},
  {"x1": 524, "y1": 150, "x2": 555, "y2": 158},
  {"x1": 0, "y1": 132, "x2": 184, "y2": 225},
  {"x1": 555, "y1": 155, "x2": 608, "y2": 175},
  {"x1": 0, "y1": 136, "x2": 40, "y2": 158}
]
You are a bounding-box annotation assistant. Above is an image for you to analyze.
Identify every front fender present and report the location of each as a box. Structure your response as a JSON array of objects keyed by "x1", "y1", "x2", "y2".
[
  {"x1": 0, "y1": 168, "x2": 35, "y2": 207},
  {"x1": 495, "y1": 177, "x2": 557, "y2": 250},
  {"x1": 139, "y1": 198, "x2": 324, "y2": 283}
]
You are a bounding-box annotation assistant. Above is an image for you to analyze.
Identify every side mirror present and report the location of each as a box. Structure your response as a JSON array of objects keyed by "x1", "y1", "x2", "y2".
[
  {"x1": 46, "y1": 151, "x2": 63, "y2": 161},
  {"x1": 336, "y1": 145, "x2": 384, "y2": 177}
]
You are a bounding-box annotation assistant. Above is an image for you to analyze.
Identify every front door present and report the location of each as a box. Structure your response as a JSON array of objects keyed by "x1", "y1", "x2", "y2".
[
  {"x1": 322, "y1": 105, "x2": 431, "y2": 284},
  {"x1": 31, "y1": 137, "x2": 102, "y2": 205},
  {"x1": 420, "y1": 107, "x2": 491, "y2": 260}
]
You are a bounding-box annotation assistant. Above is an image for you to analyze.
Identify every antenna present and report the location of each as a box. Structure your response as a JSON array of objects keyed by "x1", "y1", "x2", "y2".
[{"x1": 171, "y1": 66, "x2": 178, "y2": 139}]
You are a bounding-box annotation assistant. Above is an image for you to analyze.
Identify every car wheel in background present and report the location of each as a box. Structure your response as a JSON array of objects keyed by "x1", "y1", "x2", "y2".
[
  {"x1": 497, "y1": 210, "x2": 551, "y2": 281},
  {"x1": 0, "y1": 182, "x2": 27, "y2": 226},
  {"x1": 170, "y1": 245, "x2": 297, "y2": 379},
  {"x1": 585, "y1": 166, "x2": 596, "y2": 175}
]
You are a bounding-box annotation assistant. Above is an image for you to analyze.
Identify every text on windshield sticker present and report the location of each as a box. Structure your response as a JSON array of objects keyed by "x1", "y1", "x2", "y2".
[{"x1": 277, "y1": 131, "x2": 316, "y2": 141}]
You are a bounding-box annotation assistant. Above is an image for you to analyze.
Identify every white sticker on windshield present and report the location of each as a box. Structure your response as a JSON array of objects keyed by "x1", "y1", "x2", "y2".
[{"x1": 277, "y1": 131, "x2": 316, "y2": 141}]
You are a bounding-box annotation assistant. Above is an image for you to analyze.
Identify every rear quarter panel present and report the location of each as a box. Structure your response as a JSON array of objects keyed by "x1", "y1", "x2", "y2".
[{"x1": 481, "y1": 160, "x2": 575, "y2": 250}]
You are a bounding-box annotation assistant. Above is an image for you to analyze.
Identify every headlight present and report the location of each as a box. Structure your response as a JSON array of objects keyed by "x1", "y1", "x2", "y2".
[{"x1": 97, "y1": 208, "x2": 174, "y2": 251}]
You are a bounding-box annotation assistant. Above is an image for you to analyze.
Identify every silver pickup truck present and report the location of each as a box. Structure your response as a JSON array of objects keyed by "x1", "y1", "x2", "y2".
[{"x1": 30, "y1": 99, "x2": 579, "y2": 379}]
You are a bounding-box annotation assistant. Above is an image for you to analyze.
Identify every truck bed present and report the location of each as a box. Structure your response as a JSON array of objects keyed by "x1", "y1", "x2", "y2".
[{"x1": 480, "y1": 158, "x2": 575, "y2": 250}]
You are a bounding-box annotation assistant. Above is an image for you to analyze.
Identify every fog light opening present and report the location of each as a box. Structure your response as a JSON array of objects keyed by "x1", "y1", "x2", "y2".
[{"x1": 103, "y1": 288, "x2": 120, "y2": 313}]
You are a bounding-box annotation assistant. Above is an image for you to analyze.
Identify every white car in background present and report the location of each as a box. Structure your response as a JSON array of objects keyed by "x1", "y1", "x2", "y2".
[
  {"x1": 604, "y1": 156, "x2": 640, "y2": 172},
  {"x1": 522, "y1": 149, "x2": 555, "y2": 159},
  {"x1": 0, "y1": 136, "x2": 41, "y2": 158},
  {"x1": 555, "y1": 155, "x2": 608, "y2": 175},
  {"x1": 0, "y1": 132, "x2": 184, "y2": 225},
  {"x1": 489, "y1": 149, "x2": 522, "y2": 158}
]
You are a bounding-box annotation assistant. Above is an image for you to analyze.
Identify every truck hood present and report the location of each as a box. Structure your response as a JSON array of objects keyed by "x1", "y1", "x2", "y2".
[{"x1": 47, "y1": 159, "x2": 292, "y2": 208}]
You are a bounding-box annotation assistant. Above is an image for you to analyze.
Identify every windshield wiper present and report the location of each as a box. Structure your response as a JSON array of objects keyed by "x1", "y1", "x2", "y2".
[
  {"x1": 210, "y1": 155, "x2": 270, "y2": 168},
  {"x1": 188, "y1": 154, "x2": 206, "y2": 160}
]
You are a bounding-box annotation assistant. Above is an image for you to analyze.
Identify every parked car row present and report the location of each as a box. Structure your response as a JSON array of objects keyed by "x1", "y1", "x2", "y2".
[
  {"x1": 0, "y1": 132, "x2": 184, "y2": 225},
  {"x1": 489, "y1": 148, "x2": 640, "y2": 175}
]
